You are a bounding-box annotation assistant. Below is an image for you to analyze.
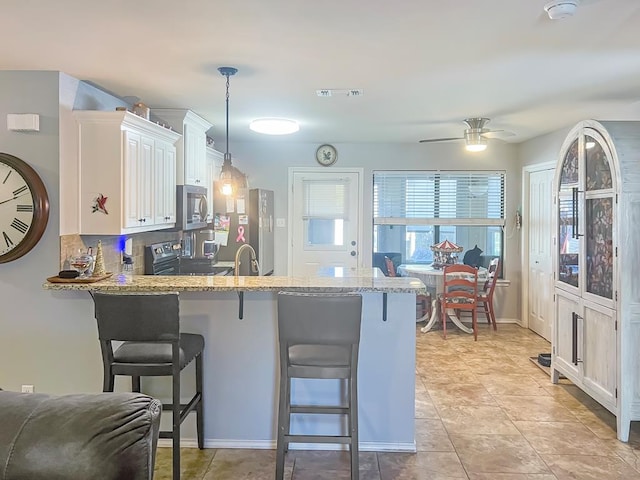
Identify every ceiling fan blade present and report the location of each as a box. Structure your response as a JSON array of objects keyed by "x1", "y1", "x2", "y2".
[
  {"x1": 419, "y1": 137, "x2": 464, "y2": 144},
  {"x1": 481, "y1": 129, "x2": 515, "y2": 139}
]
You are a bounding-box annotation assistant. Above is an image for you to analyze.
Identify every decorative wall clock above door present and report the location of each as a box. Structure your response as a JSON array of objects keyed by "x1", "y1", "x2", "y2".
[{"x1": 0, "y1": 153, "x2": 49, "y2": 263}]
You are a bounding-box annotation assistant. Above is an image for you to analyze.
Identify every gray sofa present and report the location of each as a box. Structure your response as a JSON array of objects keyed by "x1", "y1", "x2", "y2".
[{"x1": 0, "y1": 390, "x2": 161, "y2": 480}]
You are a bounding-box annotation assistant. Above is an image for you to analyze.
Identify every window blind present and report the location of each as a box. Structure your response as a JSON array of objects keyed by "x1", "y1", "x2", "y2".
[
  {"x1": 303, "y1": 179, "x2": 349, "y2": 219},
  {"x1": 373, "y1": 171, "x2": 505, "y2": 226}
]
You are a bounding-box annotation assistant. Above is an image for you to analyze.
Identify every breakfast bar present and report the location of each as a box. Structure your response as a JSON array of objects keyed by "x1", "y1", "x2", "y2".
[{"x1": 44, "y1": 269, "x2": 425, "y2": 452}]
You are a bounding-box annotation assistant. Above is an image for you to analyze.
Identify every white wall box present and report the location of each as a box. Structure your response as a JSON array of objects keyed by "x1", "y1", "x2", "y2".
[
  {"x1": 153, "y1": 109, "x2": 212, "y2": 188},
  {"x1": 552, "y1": 120, "x2": 640, "y2": 441},
  {"x1": 74, "y1": 110, "x2": 181, "y2": 234}
]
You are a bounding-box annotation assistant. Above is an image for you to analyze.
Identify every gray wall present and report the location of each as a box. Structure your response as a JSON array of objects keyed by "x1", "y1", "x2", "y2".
[{"x1": 0, "y1": 71, "x2": 102, "y2": 393}]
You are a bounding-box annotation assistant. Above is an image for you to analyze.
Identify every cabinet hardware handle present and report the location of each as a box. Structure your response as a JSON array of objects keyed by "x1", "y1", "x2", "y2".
[{"x1": 572, "y1": 311, "x2": 578, "y2": 365}]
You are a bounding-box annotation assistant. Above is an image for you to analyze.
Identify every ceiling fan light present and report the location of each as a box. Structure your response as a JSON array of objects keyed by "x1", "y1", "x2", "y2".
[
  {"x1": 465, "y1": 143, "x2": 488, "y2": 152},
  {"x1": 250, "y1": 118, "x2": 300, "y2": 135},
  {"x1": 464, "y1": 130, "x2": 487, "y2": 152}
]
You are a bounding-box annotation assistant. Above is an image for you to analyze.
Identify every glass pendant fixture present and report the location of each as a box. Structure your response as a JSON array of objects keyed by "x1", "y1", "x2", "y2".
[{"x1": 218, "y1": 66, "x2": 238, "y2": 196}]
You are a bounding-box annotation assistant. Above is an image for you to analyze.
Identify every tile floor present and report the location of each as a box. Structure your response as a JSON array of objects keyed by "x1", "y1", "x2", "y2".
[{"x1": 154, "y1": 323, "x2": 640, "y2": 479}]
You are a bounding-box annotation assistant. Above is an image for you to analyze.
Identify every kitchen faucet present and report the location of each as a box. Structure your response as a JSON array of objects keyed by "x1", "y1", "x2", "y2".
[{"x1": 234, "y1": 244, "x2": 261, "y2": 277}]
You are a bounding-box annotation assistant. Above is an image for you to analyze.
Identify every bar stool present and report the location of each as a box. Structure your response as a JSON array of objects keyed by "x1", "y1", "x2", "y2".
[
  {"x1": 275, "y1": 292, "x2": 363, "y2": 480},
  {"x1": 92, "y1": 292, "x2": 204, "y2": 480}
]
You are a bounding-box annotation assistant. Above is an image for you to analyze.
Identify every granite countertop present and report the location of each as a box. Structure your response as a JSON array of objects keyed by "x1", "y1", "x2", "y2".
[{"x1": 43, "y1": 269, "x2": 426, "y2": 294}]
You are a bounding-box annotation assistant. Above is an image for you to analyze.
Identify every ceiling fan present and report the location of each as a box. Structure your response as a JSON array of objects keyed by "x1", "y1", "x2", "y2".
[{"x1": 419, "y1": 118, "x2": 513, "y2": 152}]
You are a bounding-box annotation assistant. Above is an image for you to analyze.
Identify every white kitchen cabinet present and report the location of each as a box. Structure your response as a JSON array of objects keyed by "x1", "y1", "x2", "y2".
[
  {"x1": 153, "y1": 109, "x2": 212, "y2": 187},
  {"x1": 74, "y1": 110, "x2": 181, "y2": 235},
  {"x1": 154, "y1": 139, "x2": 177, "y2": 226},
  {"x1": 552, "y1": 120, "x2": 640, "y2": 441}
]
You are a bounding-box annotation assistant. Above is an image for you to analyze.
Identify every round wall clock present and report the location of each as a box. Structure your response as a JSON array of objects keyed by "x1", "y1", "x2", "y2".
[
  {"x1": 0, "y1": 153, "x2": 49, "y2": 263},
  {"x1": 315, "y1": 144, "x2": 338, "y2": 167}
]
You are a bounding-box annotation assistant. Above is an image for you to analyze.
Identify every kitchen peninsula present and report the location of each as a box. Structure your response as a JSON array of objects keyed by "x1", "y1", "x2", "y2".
[{"x1": 44, "y1": 269, "x2": 425, "y2": 452}]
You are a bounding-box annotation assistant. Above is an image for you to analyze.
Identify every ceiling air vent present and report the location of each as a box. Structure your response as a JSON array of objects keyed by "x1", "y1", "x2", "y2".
[{"x1": 316, "y1": 89, "x2": 364, "y2": 97}]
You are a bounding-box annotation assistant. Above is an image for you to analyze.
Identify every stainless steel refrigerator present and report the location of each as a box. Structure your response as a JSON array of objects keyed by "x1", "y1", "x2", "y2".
[{"x1": 213, "y1": 187, "x2": 275, "y2": 275}]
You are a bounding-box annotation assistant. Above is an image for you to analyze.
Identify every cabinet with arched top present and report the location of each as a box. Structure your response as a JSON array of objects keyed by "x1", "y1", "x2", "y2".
[{"x1": 552, "y1": 119, "x2": 640, "y2": 442}]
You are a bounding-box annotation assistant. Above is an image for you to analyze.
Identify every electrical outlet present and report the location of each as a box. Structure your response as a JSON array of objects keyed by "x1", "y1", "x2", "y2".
[{"x1": 21, "y1": 384, "x2": 35, "y2": 393}]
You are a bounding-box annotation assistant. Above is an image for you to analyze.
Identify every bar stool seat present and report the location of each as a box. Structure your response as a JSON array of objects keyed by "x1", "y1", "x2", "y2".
[
  {"x1": 113, "y1": 334, "x2": 204, "y2": 371},
  {"x1": 276, "y1": 292, "x2": 362, "y2": 480}
]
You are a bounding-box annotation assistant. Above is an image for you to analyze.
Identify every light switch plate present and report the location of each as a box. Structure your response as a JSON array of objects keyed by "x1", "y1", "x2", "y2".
[{"x1": 276, "y1": 218, "x2": 286, "y2": 228}]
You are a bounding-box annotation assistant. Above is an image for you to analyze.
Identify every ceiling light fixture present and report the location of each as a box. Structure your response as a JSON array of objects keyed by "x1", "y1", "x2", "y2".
[
  {"x1": 249, "y1": 118, "x2": 300, "y2": 135},
  {"x1": 464, "y1": 130, "x2": 488, "y2": 152},
  {"x1": 218, "y1": 66, "x2": 238, "y2": 196}
]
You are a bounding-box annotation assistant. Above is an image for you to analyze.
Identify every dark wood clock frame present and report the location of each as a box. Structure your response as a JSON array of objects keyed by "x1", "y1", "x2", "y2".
[{"x1": 0, "y1": 153, "x2": 50, "y2": 263}]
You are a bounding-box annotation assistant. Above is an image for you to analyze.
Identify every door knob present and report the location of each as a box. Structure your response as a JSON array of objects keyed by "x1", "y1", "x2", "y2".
[
  {"x1": 350, "y1": 251, "x2": 356, "y2": 256},
  {"x1": 351, "y1": 240, "x2": 356, "y2": 246}
]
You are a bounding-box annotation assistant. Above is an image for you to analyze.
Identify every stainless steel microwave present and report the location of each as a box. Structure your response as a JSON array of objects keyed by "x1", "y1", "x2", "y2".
[{"x1": 176, "y1": 185, "x2": 208, "y2": 231}]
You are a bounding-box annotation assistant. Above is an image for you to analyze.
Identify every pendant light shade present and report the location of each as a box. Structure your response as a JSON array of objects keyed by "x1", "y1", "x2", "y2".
[{"x1": 218, "y1": 66, "x2": 238, "y2": 196}]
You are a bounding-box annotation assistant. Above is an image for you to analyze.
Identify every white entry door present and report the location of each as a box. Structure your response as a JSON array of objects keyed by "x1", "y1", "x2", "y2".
[
  {"x1": 528, "y1": 168, "x2": 554, "y2": 340},
  {"x1": 289, "y1": 169, "x2": 362, "y2": 276}
]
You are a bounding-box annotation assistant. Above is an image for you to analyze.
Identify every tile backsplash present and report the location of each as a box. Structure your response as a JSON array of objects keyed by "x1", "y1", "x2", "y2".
[{"x1": 60, "y1": 231, "x2": 182, "y2": 275}]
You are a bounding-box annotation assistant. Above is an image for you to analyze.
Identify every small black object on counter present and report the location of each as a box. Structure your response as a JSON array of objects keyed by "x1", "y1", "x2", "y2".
[{"x1": 58, "y1": 270, "x2": 80, "y2": 279}]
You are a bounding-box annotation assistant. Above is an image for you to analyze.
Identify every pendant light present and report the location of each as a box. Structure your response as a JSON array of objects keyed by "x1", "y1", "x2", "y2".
[{"x1": 218, "y1": 66, "x2": 238, "y2": 196}]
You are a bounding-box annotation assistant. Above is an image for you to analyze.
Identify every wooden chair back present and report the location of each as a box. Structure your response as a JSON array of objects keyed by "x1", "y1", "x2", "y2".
[
  {"x1": 482, "y1": 258, "x2": 501, "y2": 300},
  {"x1": 441, "y1": 264, "x2": 478, "y2": 312}
]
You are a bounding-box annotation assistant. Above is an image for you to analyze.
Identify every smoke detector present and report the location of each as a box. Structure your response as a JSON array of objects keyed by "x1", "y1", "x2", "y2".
[{"x1": 544, "y1": 1, "x2": 578, "y2": 20}]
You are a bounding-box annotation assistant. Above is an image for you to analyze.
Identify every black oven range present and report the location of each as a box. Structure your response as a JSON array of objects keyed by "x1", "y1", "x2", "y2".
[{"x1": 144, "y1": 241, "x2": 232, "y2": 276}]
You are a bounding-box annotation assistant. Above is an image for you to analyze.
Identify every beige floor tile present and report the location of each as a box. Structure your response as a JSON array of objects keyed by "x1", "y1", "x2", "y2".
[
  {"x1": 476, "y1": 374, "x2": 551, "y2": 397},
  {"x1": 570, "y1": 406, "x2": 618, "y2": 439},
  {"x1": 428, "y1": 382, "x2": 498, "y2": 408},
  {"x1": 292, "y1": 450, "x2": 378, "y2": 472},
  {"x1": 415, "y1": 394, "x2": 440, "y2": 419},
  {"x1": 294, "y1": 469, "x2": 381, "y2": 480},
  {"x1": 514, "y1": 420, "x2": 615, "y2": 456},
  {"x1": 496, "y1": 396, "x2": 579, "y2": 422},
  {"x1": 420, "y1": 369, "x2": 481, "y2": 386},
  {"x1": 378, "y1": 451, "x2": 468, "y2": 479},
  {"x1": 450, "y1": 434, "x2": 550, "y2": 475},
  {"x1": 202, "y1": 449, "x2": 291, "y2": 480},
  {"x1": 154, "y1": 447, "x2": 216, "y2": 480},
  {"x1": 468, "y1": 475, "x2": 558, "y2": 480},
  {"x1": 415, "y1": 418, "x2": 455, "y2": 452},
  {"x1": 601, "y1": 438, "x2": 640, "y2": 471},
  {"x1": 438, "y1": 404, "x2": 520, "y2": 435},
  {"x1": 541, "y1": 453, "x2": 640, "y2": 480}
]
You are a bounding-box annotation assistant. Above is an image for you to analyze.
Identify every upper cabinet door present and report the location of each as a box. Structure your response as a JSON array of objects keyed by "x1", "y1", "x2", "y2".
[
  {"x1": 557, "y1": 138, "x2": 580, "y2": 290},
  {"x1": 583, "y1": 128, "x2": 615, "y2": 302}
]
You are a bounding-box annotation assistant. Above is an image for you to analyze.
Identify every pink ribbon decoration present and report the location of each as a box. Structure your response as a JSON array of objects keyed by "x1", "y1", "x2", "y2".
[{"x1": 236, "y1": 226, "x2": 246, "y2": 243}]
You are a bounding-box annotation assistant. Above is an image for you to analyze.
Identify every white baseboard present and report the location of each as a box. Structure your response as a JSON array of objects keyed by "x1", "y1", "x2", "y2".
[{"x1": 158, "y1": 438, "x2": 416, "y2": 452}]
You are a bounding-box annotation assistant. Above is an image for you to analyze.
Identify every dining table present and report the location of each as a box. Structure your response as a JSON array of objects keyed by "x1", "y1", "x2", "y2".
[{"x1": 397, "y1": 264, "x2": 487, "y2": 334}]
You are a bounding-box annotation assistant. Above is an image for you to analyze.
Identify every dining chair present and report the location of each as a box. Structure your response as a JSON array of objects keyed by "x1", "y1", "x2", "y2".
[
  {"x1": 477, "y1": 258, "x2": 500, "y2": 330},
  {"x1": 440, "y1": 264, "x2": 478, "y2": 340},
  {"x1": 384, "y1": 256, "x2": 432, "y2": 320}
]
